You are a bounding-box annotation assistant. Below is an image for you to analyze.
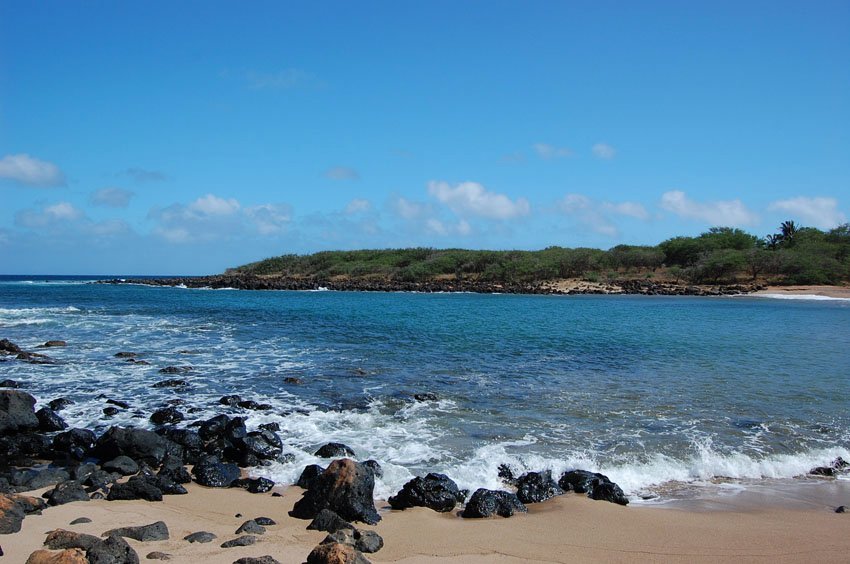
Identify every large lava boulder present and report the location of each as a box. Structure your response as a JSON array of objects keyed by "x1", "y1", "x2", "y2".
[
  {"x1": 314, "y1": 442, "x2": 356, "y2": 458},
  {"x1": 0, "y1": 390, "x2": 39, "y2": 434},
  {"x1": 460, "y1": 488, "x2": 527, "y2": 518},
  {"x1": 192, "y1": 455, "x2": 240, "y2": 488},
  {"x1": 290, "y1": 459, "x2": 381, "y2": 525},
  {"x1": 388, "y1": 473, "x2": 464, "y2": 512},
  {"x1": 559, "y1": 469, "x2": 629, "y2": 506},
  {"x1": 93, "y1": 426, "x2": 174, "y2": 466},
  {"x1": 36, "y1": 407, "x2": 68, "y2": 432},
  {"x1": 515, "y1": 470, "x2": 564, "y2": 504},
  {"x1": 52, "y1": 428, "x2": 97, "y2": 460}
]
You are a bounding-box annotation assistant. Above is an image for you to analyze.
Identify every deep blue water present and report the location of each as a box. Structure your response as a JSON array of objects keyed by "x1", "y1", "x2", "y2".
[{"x1": 1, "y1": 276, "x2": 849, "y2": 502}]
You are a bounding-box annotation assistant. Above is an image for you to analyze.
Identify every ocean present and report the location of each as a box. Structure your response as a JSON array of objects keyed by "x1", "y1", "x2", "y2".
[{"x1": 1, "y1": 275, "x2": 849, "y2": 504}]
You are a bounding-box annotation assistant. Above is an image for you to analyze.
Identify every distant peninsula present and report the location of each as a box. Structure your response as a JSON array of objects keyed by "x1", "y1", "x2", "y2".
[{"x1": 108, "y1": 222, "x2": 850, "y2": 295}]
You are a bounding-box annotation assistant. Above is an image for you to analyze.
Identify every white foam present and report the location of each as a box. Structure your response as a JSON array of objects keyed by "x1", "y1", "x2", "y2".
[{"x1": 755, "y1": 293, "x2": 850, "y2": 302}]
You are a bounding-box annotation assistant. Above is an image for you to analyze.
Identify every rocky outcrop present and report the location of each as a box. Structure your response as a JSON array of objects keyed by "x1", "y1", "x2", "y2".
[
  {"x1": 515, "y1": 470, "x2": 564, "y2": 504},
  {"x1": 388, "y1": 473, "x2": 464, "y2": 512},
  {"x1": 0, "y1": 390, "x2": 39, "y2": 434},
  {"x1": 559, "y1": 470, "x2": 629, "y2": 506},
  {"x1": 460, "y1": 489, "x2": 527, "y2": 518},
  {"x1": 93, "y1": 427, "x2": 174, "y2": 466},
  {"x1": 290, "y1": 459, "x2": 381, "y2": 525}
]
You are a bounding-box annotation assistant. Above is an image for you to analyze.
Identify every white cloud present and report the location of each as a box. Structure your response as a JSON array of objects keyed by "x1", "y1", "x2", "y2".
[
  {"x1": 533, "y1": 143, "x2": 574, "y2": 160},
  {"x1": 559, "y1": 194, "x2": 650, "y2": 237},
  {"x1": 245, "y1": 204, "x2": 292, "y2": 235},
  {"x1": 768, "y1": 196, "x2": 846, "y2": 230},
  {"x1": 188, "y1": 194, "x2": 241, "y2": 217},
  {"x1": 90, "y1": 187, "x2": 135, "y2": 208},
  {"x1": 393, "y1": 197, "x2": 429, "y2": 220},
  {"x1": 344, "y1": 199, "x2": 372, "y2": 215},
  {"x1": 13, "y1": 202, "x2": 130, "y2": 239},
  {"x1": 660, "y1": 190, "x2": 758, "y2": 226},
  {"x1": 602, "y1": 201, "x2": 650, "y2": 220},
  {"x1": 0, "y1": 154, "x2": 66, "y2": 187},
  {"x1": 325, "y1": 166, "x2": 360, "y2": 181},
  {"x1": 151, "y1": 194, "x2": 291, "y2": 243},
  {"x1": 427, "y1": 181, "x2": 530, "y2": 220},
  {"x1": 592, "y1": 143, "x2": 616, "y2": 160},
  {"x1": 16, "y1": 202, "x2": 84, "y2": 228}
]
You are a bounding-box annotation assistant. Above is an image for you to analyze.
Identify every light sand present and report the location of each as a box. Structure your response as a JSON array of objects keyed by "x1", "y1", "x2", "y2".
[
  {"x1": 3, "y1": 483, "x2": 849, "y2": 563},
  {"x1": 754, "y1": 285, "x2": 850, "y2": 299}
]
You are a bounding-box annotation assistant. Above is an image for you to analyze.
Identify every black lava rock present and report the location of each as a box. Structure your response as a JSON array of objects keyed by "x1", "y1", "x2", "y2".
[
  {"x1": 53, "y1": 428, "x2": 97, "y2": 459},
  {"x1": 515, "y1": 470, "x2": 565, "y2": 504},
  {"x1": 306, "y1": 509, "x2": 355, "y2": 533},
  {"x1": 93, "y1": 426, "x2": 174, "y2": 466},
  {"x1": 192, "y1": 455, "x2": 240, "y2": 488},
  {"x1": 461, "y1": 488, "x2": 527, "y2": 518},
  {"x1": 314, "y1": 442, "x2": 356, "y2": 458},
  {"x1": 235, "y1": 519, "x2": 266, "y2": 535},
  {"x1": 388, "y1": 473, "x2": 464, "y2": 512},
  {"x1": 362, "y1": 460, "x2": 383, "y2": 479},
  {"x1": 86, "y1": 534, "x2": 139, "y2": 564},
  {"x1": 103, "y1": 520, "x2": 169, "y2": 541},
  {"x1": 46, "y1": 480, "x2": 90, "y2": 506},
  {"x1": 590, "y1": 481, "x2": 629, "y2": 506},
  {"x1": 102, "y1": 455, "x2": 140, "y2": 476},
  {"x1": 150, "y1": 407, "x2": 184, "y2": 426},
  {"x1": 107, "y1": 475, "x2": 163, "y2": 502},
  {"x1": 0, "y1": 390, "x2": 39, "y2": 434},
  {"x1": 290, "y1": 459, "x2": 380, "y2": 524},
  {"x1": 220, "y1": 535, "x2": 257, "y2": 548},
  {"x1": 297, "y1": 464, "x2": 325, "y2": 490},
  {"x1": 183, "y1": 531, "x2": 217, "y2": 543},
  {"x1": 48, "y1": 397, "x2": 74, "y2": 411}
]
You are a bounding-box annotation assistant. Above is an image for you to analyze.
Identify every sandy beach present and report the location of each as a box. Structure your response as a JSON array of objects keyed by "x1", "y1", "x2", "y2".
[
  {"x1": 4, "y1": 481, "x2": 850, "y2": 564},
  {"x1": 754, "y1": 285, "x2": 850, "y2": 299}
]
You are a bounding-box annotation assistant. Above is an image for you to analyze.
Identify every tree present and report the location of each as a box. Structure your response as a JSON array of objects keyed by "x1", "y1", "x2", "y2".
[{"x1": 779, "y1": 220, "x2": 799, "y2": 247}]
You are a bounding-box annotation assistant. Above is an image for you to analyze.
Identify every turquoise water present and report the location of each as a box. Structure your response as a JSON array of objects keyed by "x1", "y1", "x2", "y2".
[{"x1": 1, "y1": 276, "x2": 849, "y2": 502}]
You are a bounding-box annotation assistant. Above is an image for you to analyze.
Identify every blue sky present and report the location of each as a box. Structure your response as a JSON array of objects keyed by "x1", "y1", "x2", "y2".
[{"x1": 1, "y1": 0, "x2": 848, "y2": 274}]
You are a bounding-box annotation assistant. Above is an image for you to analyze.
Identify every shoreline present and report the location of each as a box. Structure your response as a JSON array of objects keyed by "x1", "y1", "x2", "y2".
[
  {"x1": 4, "y1": 481, "x2": 849, "y2": 563},
  {"x1": 753, "y1": 285, "x2": 850, "y2": 299}
]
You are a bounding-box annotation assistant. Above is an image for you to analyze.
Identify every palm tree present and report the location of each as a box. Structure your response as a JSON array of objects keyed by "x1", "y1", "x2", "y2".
[
  {"x1": 779, "y1": 220, "x2": 799, "y2": 245},
  {"x1": 764, "y1": 233, "x2": 781, "y2": 250}
]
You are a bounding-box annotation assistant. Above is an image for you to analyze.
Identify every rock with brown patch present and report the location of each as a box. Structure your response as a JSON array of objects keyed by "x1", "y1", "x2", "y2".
[{"x1": 290, "y1": 459, "x2": 380, "y2": 525}]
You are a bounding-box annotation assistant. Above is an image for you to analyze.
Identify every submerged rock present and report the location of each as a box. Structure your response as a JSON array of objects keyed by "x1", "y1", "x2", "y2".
[{"x1": 314, "y1": 442, "x2": 355, "y2": 458}]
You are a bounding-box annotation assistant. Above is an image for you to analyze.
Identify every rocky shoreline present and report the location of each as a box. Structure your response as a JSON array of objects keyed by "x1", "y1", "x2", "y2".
[
  {"x1": 2, "y1": 335, "x2": 849, "y2": 563},
  {"x1": 1, "y1": 336, "x2": 639, "y2": 564},
  {"x1": 100, "y1": 275, "x2": 763, "y2": 297}
]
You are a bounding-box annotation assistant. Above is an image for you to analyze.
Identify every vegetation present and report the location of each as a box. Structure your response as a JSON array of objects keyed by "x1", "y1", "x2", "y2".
[{"x1": 229, "y1": 222, "x2": 850, "y2": 286}]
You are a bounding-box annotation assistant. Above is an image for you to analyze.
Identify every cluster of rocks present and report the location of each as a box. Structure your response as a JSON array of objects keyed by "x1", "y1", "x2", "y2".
[
  {"x1": 100, "y1": 275, "x2": 763, "y2": 297},
  {"x1": 0, "y1": 338, "x2": 62, "y2": 365}
]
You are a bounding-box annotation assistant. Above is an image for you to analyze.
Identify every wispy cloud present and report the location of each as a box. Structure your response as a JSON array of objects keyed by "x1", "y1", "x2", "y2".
[
  {"x1": 0, "y1": 154, "x2": 66, "y2": 187},
  {"x1": 123, "y1": 168, "x2": 167, "y2": 183},
  {"x1": 592, "y1": 142, "x2": 616, "y2": 160},
  {"x1": 559, "y1": 194, "x2": 649, "y2": 237},
  {"x1": 427, "y1": 181, "x2": 530, "y2": 220},
  {"x1": 90, "y1": 187, "x2": 135, "y2": 208},
  {"x1": 768, "y1": 196, "x2": 846, "y2": 230},
  {"x1": 150, "y1": 194, "x2": 291, "y2": 243},
  {"x1": 533, "y1": 143, "x2": 574, "y2": 160},
  {"x1": 660, "y1": 190, "x2": 758, "y2": 227},
  {"x1": 325, "y1": 166, "x2": 360, "y2": 181},
  {"x1": 14, "y1": 201, "x2": 131, "y2": 237},
  {"x1": 344, "y1": 198, "x2": 372, "y2": 215}
]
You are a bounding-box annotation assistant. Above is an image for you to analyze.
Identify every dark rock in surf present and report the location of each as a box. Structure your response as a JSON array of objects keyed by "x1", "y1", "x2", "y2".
[
  {"x1": 291, "y1": 459, "x2": 380, "y2": 525},
  {"x1": 36, "y1": 407, "x2": 68, "y2": 432},
  {"x1": 114, "y1": 352, "x2": 137, "y2": 358},
  {"x1": 93, "y1": 426, "x2": 173, "y2": 466},
  {"x1": 0, "y1": 390, "x2": 39, "y2": 434},
  {"x1": 152, "y1": 379, "x2": 188, "y2": 389},
  {"x1": 460, "y1": 489, "x2": 527, "y2": 518},
  {"x1": 149, "y1": 407, "x2": 184, "y2": 426},
  {"x1": 219, "y1": 395, "x2": 242, "y2": 406},
  {"x1": 413, "y1": 392, "x2": 438, "y2": 402},
  {"x1": 40, "y1": 340, "x2": 67, "y2": 348},
  {"x1": 158, "y1": 366, "x2": 192, "y2": 375},
  {"x1": 809, "y1": 457, "x2": 850, "y2": 477},
  {"x1": 314, "y1": 442, "x2": 355, "y2": 459},
  {"x1": 258, "y1": 422, "x2": 280, "y2": 432},
  {"x1": 106, "y1": 399, "x2": 130, "y2": 409},
  {"x1": 590, "y1": 481, "x2": 629, "y2": 505},
  {"x1": 48, "y1": 398, "x2": 74, "y2": 411},
  {"x1": 515, "y1": 470, "x2": 564, "y2": 504},
  {"x1": 192, "y1": 455, "x2": 240, "y2": 488},
  {"x1": 558, "y1": 470, "x2": 607, "y2": 494},
  {"x1": 388, "y1": 473, "x2": 463, "y2": 512},
  {"x1": 237, "y1": 400, "x2": 273, "y2": 411},
  {"x1": 0, "y1": 339, "x2": 23, "y2": 355},
  {"x1": 497, "y1": 463, "x2": 518, "y2": 486},
  {"x1": 297, "y1": 465, "x2": 325, "y2": 490},
  {"x1": 362, "y1": 460, "x2": 383, "y2": 479},
  {"x1": 0, "y1": 380, "x2": 20, "y2": 388},
  {"x1": 102, "y1": 407, "x2": 119, "y2": 417}
]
